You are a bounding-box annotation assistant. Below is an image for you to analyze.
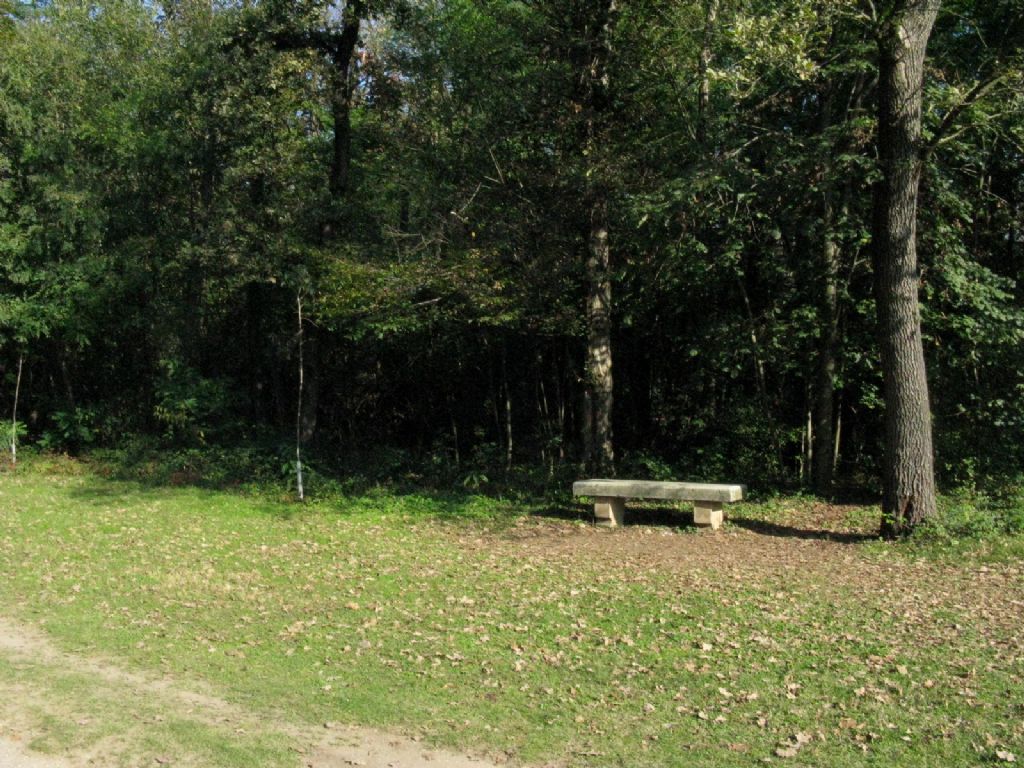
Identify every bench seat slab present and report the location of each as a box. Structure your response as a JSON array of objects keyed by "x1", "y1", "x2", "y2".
[{"x1": 573, "y1": 479, "x2": 745, "y2": 503}]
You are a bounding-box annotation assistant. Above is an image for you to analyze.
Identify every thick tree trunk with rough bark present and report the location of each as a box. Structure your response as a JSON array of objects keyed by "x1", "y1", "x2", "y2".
[{"x1": 872, "y1": 0, "x2": 941, "y2": 535}]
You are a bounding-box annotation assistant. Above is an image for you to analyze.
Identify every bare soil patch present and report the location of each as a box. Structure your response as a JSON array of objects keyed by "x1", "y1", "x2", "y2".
[{"x1": 0, "y1": 616, "x2": 508, "y2": 768}]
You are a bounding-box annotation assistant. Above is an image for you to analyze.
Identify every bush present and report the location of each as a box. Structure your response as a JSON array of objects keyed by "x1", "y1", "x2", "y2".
[
  {"x1": 38, "y1": 408, "x2": 97, "y2": 452},
  {"x1": 153, "y1": 360, "x2": 238, "y2": 445},
  {"x1": 88, "y1": 438, "x2": 284, "y2": 489},
  {"x1": 917, "y1": 491, "x2": 1024, "y2": 541}
]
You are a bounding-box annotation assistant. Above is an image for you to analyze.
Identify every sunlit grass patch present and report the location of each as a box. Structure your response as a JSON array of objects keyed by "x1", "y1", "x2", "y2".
[{"x1": 1, "y1": 461, "x2": 1022, "y2": 767}]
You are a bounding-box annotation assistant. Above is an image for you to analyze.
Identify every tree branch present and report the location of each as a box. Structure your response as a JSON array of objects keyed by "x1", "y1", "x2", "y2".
[{"x1": 922, "y1": 69, "x2": 1006, "y2": 159}]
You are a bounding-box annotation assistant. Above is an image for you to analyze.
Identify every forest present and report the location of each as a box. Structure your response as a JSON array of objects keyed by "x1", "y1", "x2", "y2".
[{"x1": 2, "y1": 0, "x2": 1023, "y2": 534}]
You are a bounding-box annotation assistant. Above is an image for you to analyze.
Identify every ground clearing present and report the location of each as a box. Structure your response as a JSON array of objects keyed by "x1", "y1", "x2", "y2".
[{"x1": 0, "y1": 464, "x2": 1022, "y2": 767}]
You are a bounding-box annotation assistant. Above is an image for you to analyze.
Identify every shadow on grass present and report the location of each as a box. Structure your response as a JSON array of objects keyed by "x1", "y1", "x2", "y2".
[
  {"x1": 533, "y1": 503, "x2": 699, "y2": 529},
  {"x1": 728, "y1": 516, "x2": 878, "y2": 543},
  {"x1": 58, "y1": 445, "x2": 570, "y2": 525},
  {"x1": 60, "y1": 468, "x2": 542, "y2": 526},
  {"x1": 543, "y1": 501, "x2": 878, "y2": 541},
  {"x1": 530, "y1": 504, "x2": 589, "y2": 524},
  {"x1": 63, "y1": 475, "x2": 306, "y2": 521}
]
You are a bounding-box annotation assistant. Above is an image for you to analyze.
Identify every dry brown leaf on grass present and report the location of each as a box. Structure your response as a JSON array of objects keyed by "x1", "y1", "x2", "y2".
[{"x1": 775, "y1": 732, "x2": 812, "y2": 758}]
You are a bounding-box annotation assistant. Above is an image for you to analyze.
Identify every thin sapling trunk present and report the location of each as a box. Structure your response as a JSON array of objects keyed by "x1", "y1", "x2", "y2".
[
  {"x1": 10, "y1": 353, "x2": 23, "y2": 466},
  {"x1": 296, "y1": 294, "x2": 305, "y2": 501}
]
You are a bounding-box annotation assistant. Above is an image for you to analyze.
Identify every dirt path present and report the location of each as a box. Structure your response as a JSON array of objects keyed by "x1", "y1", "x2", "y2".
[
  {"x1": 0, "y1": 616, "x2": 507, "y2": 768},
  {"x1": 0, "y1": 737, "x2": 72, "y2": 768}
]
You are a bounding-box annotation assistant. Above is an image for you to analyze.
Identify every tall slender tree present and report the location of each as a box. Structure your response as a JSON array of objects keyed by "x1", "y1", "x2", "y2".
[{"x1": 574, "y1": 0, "x2": 618, "y2": 475}]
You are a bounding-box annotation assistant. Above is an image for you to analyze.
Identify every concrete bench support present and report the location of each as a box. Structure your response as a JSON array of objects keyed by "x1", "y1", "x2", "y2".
[
  {"x1": 692, "y1": 500, "x2": 724, "y2": 529},
  {"x1": 593, "y1": 496, "x2": 626, "y2": 527},
  {"x1": 573, "y1": 479, "x2": 744, "y2": 530}
]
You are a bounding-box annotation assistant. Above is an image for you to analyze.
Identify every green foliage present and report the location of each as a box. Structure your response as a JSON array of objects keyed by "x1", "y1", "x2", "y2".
[
  {"x1": 89, "y1": 437, "x2": 284, "y2": 489},
  {"x1": 0, "y1": 0, "x2": 1021, "y2": 528},
  {"x1": 916, "y1": 492, "x2": 1024, "y2": 542},
  {"x1": 153, "y1": 361, "x2": 236, "y2": 445},
  {"x1": 4, "y1": 418, "x2": 26, "y2": 452},
  {"x1": 619, "y1": 452, "x2": 676, "y2": 481},
  {"x1": 38, "y1": 408, "x2": 96, "y2": 452}
]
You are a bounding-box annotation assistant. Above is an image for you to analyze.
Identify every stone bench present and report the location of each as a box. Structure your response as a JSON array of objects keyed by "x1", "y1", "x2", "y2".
[{"x1": 572, "y1": 479, "x2": 746, "y2": 530}]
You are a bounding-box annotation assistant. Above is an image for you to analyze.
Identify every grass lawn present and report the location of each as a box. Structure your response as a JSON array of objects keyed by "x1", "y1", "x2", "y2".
[{"x1": 0, "y1": 458, "x2": 1022, "y2": 767}]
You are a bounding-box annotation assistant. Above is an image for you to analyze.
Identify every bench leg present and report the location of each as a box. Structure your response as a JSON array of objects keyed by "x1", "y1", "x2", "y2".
[
  {"x1": 593, "y1": 497, "x2": 626, "y2": 527},
  {"x1": 693, "y1": 501, "x2": 724, "y2": 530}
]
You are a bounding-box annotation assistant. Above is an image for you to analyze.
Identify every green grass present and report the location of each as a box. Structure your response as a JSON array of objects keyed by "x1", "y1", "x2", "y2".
[{"x1": 0, "y1": 458, "x2": 1022, "y2": 767}]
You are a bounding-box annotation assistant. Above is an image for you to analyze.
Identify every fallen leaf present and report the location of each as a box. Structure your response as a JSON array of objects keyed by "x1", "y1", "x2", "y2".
[{"x1": 996, "y1": 751, "x2": 1017, "y2": 763}]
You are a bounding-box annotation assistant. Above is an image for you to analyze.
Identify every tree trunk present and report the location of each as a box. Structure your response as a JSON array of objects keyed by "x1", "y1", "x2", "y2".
[
  {"x1": 10, "y1": 353, "x2": 23, "y2": 466},
  {"x1": 696, "y1": 0, "x2": 718, "y2": 145},
  {"x1": 295, "y1": 294, "x2": 305, "y2": 501},
  {"x1": 269, "y1": 2, "x2": 363, "y2": 235},
  {"x1": 328, "y1": 10, "x2": 360, "y2": 199},
  {"x1": 872, "y1": 0, "x2": 941, "y2": 536},
  {"x1": 812, "y1": 191, "x2": 841, "y2": 496},
  {"x1": 586, "y1": 195, "x2": 614, "y2": 473},
  {"x1": 299, "y1": 324, "x2": 319, "y2": 444},
  {"x1": 502, "y1": 345, "x2": 513, "y2": 472},
  {"x1": 813, "y1": 67, "x2": 868, "y2": 496},
  {"x1": 578, "y1": 0, "x2": 618, "y2": 475}
]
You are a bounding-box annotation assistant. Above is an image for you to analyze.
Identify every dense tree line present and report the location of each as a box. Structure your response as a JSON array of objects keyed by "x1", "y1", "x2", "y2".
[{"x1": 1, "y1": 0, "x2": 1022, "y2": 531}]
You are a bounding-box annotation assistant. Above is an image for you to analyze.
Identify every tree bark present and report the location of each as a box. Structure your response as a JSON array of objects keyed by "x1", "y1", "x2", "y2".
[
  {"x1": 578, "y1": 0, "x2": 618, "y2": 475},
  {"x1": 812, "y1": 189, "x2": 842, "y2": 496},
  {"x1": 696, "y1": 0, "x2": 718, "y2": 145},
  {"x1": 295, "y1": 294, "x2": 305, "y2": 501},
  {"x1": 269, "y1": 0, "x2": 363, "y2": 210},
  {"x1": 872, "y1": 0, "x2": 941, "y2": 535},
  {"x1": 299, "y1": 329, "x2": 319, "y2": 444},
  {"x1": 812, "y1": 69, "x2": 867, "y2": 496},
  {"x1": 327, "y1": 6, "x2": 361, "y2": 200},
  {"x1": 586, "y1": 195, "x2": 614, "y2": 472},
  {"x1": 10, "y1": 353, "x2": 23, "y2": 466}
]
